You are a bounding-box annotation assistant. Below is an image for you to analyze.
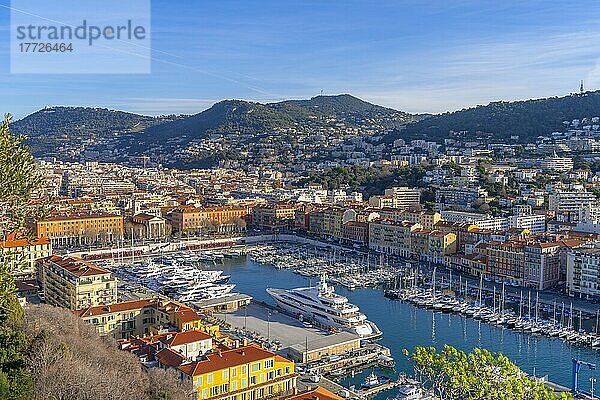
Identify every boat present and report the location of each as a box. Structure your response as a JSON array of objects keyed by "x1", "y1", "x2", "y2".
[
  {"x1": 361, "y1": 371, "x2": 390, "y2": 389},
  {"x1": 388, "y1": 385, "x2": 430, "y2": 400},
  {"x1": 267, "y1": 275, "x2": 380, "y2": 337},
  {"x1": 377, "y1": 354, "x2": 396, "y2": 368}
]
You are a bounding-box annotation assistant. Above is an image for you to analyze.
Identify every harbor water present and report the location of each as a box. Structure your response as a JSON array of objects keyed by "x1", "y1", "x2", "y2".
[{"x1": 218, "y1": 256, "x2": 600, "y2": 396}]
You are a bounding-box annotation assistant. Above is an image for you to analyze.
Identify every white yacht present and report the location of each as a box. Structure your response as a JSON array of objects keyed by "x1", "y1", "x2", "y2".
[{"x1": 267, "y1": 276, "x2": 380, "y2": 337}]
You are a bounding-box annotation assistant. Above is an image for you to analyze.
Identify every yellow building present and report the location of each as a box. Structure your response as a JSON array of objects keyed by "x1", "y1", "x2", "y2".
[
  {"x1": 377, "y1": 209, "x2": 442, "y2": 230},
  {"x1": 74, "y1": 297, "x2": 219, "y2": 339},
  {"x1": 0, "y1": 234, "x2": 52, "y2": 277},
  {"x1": 38, "y1": 255, "x2": 117, "y2": 310},
  {"x1": 167, "y1": 206, "x2": 248, "y2": 233},
  {"x1": 36, "y1": 211, "x2": 124, "y2": 246},
  {"x1": 174, "y1": 344, "x2": 297, "y2": 400},
  {"x1": 251, "y1": 203, "x2": 297, "y2": 231},
  {"x1": 368, "y1": 219, "x2": 421, "y2": 257}
]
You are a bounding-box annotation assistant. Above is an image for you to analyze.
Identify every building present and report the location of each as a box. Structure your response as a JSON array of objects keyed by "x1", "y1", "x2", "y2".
[
  {"x1": 251, "y1": 203, "x2": 297, "y2": 231},
  {"x1": 283, "y1": 387, "x2": 343, "y2": 400},
  {"x1": 368, "y1": 220, "x2": 421, "y2": 257},
  {"x1": 342, "y1": 221, "x2": 369, "y2": 246},
  {"x1": 377, "y1": 209, "x2": 441, "y2": 230},
  {"x1": 36, "y1": 211, "x2": 124, "y2": 246},
  {"x1": 129, "y1": 213, "x2": 169, "y2": 239},
  {"x1": 484, "y1": 241, "x2": 561, "y2": 289},
  {"x1": 0, "y1": 234, "x2": 51, "y2": 277},
  {"x1": 540, "y1": 153, "x2": 574, "y2": 172},
  {"x1": 287, "y1": 332, "x2": 361, "y2": 363},
  {"x1": 548, "y1": 190, "x2": 597, "y2": 222},
  {"x1": 167, "y1": 206, "x2": 248, "y2": 233},
  {"x1": 435, "y1": 187, "x2": 488, "y2": 211},
  {"x1": 73, "y1": 297, "x2": 215, "y2": 339},
  {"x1": 369, "y1": 186, "x2": 420, "y2": 210},
  {"x1": 171, "y1": 344, "x2": 297, "y2": 400},
  {"x1": 38, "y1": 255, "x2": 117, "y2": 310},
  {"x1": 567, "y1": 246, "x2": 600, "y2": 298}
]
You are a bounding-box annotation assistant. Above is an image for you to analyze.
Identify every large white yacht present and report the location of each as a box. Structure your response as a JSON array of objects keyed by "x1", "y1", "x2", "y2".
[{"x1": 267, "y1": 276, "x2": 380, "y2": 337}]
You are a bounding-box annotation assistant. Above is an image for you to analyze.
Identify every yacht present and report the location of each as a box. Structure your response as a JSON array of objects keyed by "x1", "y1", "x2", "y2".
[{"x1": 267, "y1": 276, "x2": 380, "y2": 337}]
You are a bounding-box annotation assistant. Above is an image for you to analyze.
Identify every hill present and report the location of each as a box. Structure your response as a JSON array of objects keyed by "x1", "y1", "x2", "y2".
[
  {"x1": 14, "y1": 95, "x2": 416, "y2": 167},
  {"x1": 12, "y1": 106, "x2": 177, "y2": 160},
  {"x1": 385, "y1": 91, "x2": 600, "y2": 144}
]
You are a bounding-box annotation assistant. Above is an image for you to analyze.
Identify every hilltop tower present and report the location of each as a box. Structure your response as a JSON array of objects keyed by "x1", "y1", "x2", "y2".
[{"x1": 580, "y1": 80, "x2": 584, "y2": 93}]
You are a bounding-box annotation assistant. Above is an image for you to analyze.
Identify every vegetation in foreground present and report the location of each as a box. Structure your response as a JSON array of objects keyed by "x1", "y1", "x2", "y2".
[
  {"x1": 405, "y1": 345, "x2": 572, "y2": 400},
  {"x1": 0, "y1": 114, "x2": 192, "y2": 400}
]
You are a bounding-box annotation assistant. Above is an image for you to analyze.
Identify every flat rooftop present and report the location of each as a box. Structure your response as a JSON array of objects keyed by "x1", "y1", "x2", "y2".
[{"x1": 216, "y1": 303, "x2": 360, "y2": 353}]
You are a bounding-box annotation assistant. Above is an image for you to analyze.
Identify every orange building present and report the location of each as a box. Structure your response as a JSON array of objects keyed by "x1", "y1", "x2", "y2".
[
  {"x1": 167, "y1": 206, "x2": 248, "y2": 233},
  {"x1": 36, "y1": 212, "x2": 124, "y2": 246}
]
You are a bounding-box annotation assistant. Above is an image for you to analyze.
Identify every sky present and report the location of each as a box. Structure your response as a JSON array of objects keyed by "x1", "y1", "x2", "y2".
[{"x1": 1, "y1": 0, "x2": 600, "y2": 118}]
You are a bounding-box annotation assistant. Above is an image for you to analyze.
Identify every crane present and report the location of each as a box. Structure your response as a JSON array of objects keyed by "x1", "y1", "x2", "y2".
[{"x1": 572, "y1": 358, "x2": 596, "y2": 397}]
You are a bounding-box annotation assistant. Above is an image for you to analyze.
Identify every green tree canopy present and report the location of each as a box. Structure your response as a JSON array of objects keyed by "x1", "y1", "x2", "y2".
[{"x1": 405, "y1": 345, "x2": 572, "y2": 400}]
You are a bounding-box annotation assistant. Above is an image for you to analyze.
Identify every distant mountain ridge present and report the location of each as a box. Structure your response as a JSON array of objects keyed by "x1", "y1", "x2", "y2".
[
  {"x1": 384, "y1": 91, "x2": 600, "y2": 144},
  {"x1": 13, "y1": 94, "x2": 416, "y2": 165}
]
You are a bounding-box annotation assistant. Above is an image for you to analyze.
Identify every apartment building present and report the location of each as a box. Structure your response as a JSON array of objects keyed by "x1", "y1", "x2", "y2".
[
  {"x1": 167, "y1": 206, "x2": 249, "y2": 233},
  {"x1": 377, "y1": 209, "x2": 441, "y2": 230},
  {"x1": 251, "y1": 203, "x2": 297, "y2": 231},
  {"x1": 342, "y1": 221, "x2": 369, "y2": 246},
  {"x1": 369, "y1": 186, "x2": 420, "y2": 210},
  {"x1": 36, "y1": 211, "x2": 124, "y2": 246},
  {"x1": 73, "y1": 298, "x2": 214, "y2": 339},
  {"x1": 540, "y1": 154, "x2": 574, "y2": 172},
  {"x1": 566, "y1": 247, "x2": 600, "y2": 298},
  {"x1": 484, "y1": 241, "x2": 561, "y2": 289},
  {"x1": 368, "y1": 220, "x2": 421, "y2": 257},
  {"x1": 170, "y1": 344, "x2": 297, "y2": 400},
  {"x1": 0, "y1": 234, "x2": 51, "y2": 277},
  {"x1": 435, "y1": 187, "x2": 488, "y2": 211},
  {"x1": 38, "y1": 255, "x2": 117, "y2": 310},
  {"x1": 548, "y1": 190, "x2": 597, "y2": 222}
]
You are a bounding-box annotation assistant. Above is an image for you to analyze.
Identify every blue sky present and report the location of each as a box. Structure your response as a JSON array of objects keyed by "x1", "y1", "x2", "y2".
[{"x1": 1, "y1": 0, "x2": 600, "y2": 118}]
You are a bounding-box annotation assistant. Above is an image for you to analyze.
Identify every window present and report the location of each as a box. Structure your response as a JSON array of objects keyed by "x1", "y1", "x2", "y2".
[
  {"x1": 285, "y1": 366, "x2": 290, "y2": 374},
  {"x1": 211, "y1": 386, "x2": 220, "y2": 396},
  {"x1": 250, "y1": 376, "x2": 256, "y2": 385},
  {"x1": 197, "y1": 376, "x2": 203, "y2": 386},
  {"x1": 231, "y1": 368, "x2": 237, "y2": 377},
  {"x1": 241, "y1": 366, "x2": 247, "y2": 374},
  {"x1": 251, "y1": 363, "x2": 260, "y2": 372},
  {"x1": 231, "y1": 381, "x2": 238, "y2": 391},
  {"x1": 241, "y1": 379, "x2": 247, "y2": 388},
  {"x1": 264, "y1": 359, "x2": 273, "y2": 369},
  {"x1": 207, "y1": 373, "x2": 213, "y2": 384},
  {"x1": 223, "y1": 370, "x2": 229, "y2": 380},
  {"x1": 221, "y1": 383, "x2": 229, "y2": 393},
  {"x1": 267, "y1": 371, "x2": 274, "y2": 380},
  {"x1": 202, "y1": 389, "x2": 209, "y2": 399}
]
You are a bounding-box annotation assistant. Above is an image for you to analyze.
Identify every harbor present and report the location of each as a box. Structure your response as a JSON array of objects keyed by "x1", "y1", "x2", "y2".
[
  {"x1": 98, "y1": 242, "x2": 600, "y2": 398},
  {"x1": 215, "y1": 254, "x2": 600, "y2": 398}
]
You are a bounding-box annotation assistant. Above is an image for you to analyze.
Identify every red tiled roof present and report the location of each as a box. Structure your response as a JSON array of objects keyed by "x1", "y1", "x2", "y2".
[
  {"x1": 44, "y1": 255, "x2": 110, "y2": 277},
  {"x1": 160, "y1": 330, "x2": 212, "y2": 347},
  {"x1": 285, "y1": 387, "x2": 344, "y2": 400},
  {"x1": 178, "y1": 345, "x2": 280, "y2": 377},
  {"x1": 0, "y1": 234, "x2": 50, "y2": 249},
  {"x1": 156, "y1": 348, "x2": 187, "y2": 368},
  {"x1": 73, "y1": 298, "x2": 158, "y2": 317}
]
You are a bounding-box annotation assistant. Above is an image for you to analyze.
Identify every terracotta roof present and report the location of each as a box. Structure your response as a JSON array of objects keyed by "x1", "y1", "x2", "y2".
[
  {"x1": 40, "y1": 212, "x2": 122, "y2": 221},
  {"x1": 178, "y1": 345, "x2": 280, "y2": 377},
  {"x1": 284, "y1": 387, "x2": 344, "y2": 400},
  {"x1": 156, "y1": 348, "x2": 187, "y2": 368},
  {"x1": 73, "y1": 298, "x2": 158, "y2": 317},
  {"x1": 44, "y1": 255, "x2": 110, "y2": 278},
  {"x1": 159, "y1": 330, "x2": 212, "y2": 347},
  {"x1": 0, "y1": 235, "x2": 49, "y2": 249}
]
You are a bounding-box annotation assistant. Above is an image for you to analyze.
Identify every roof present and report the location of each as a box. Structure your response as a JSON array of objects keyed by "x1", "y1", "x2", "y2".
[
  {"x1": 156, "y1": 348, "x2": 187, "y2": 368},
  {"x1": 178, "y1": 344, "x2": 281, "y2": 376},
  {"x1": 285, "y1": 387, "x2": 344, "y2": 400},
  {"x1": 43, "y1": 255, "x2": 110, "y2": 278},
  {"x1": 0, "y1": 235, "x2": 50, "y2": 249},
  {"x1": 40, "y1": 212, "x2": 122, "y2": 222},
  {"x1": 159, "y1": 330, "x2": 212, "y2": 347},
  {"x1": 73, "y1": 298, "x2": 158, "y2": 318}
]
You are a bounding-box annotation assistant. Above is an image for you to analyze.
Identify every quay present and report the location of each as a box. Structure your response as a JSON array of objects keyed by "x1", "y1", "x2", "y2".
[{"x1": 213, "y1": 302, "x2": 393, "y2": 373}]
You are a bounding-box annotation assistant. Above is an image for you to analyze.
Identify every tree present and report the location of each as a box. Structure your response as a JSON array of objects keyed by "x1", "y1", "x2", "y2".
[
  {"x1": 405, "y1": 345, "x2": 572, "y2": 400},
  {"x1": 0, "y1": 114, "x2": 42, "y2": 399}
]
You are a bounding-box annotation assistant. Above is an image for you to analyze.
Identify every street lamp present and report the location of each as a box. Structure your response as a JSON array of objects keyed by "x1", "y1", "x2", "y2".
[{"x1": 591, "y1": 377, "x2": 597, "y2": 399}]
